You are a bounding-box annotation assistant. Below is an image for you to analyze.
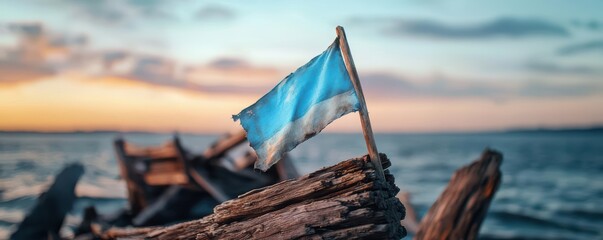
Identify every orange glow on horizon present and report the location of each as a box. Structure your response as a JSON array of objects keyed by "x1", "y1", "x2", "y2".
[
  {"x1": 2, "y1": 74, "x2": 602, "y2": 133},
  {"x1": 0, "y1": 75, "x2": 255, "y2": 133}
]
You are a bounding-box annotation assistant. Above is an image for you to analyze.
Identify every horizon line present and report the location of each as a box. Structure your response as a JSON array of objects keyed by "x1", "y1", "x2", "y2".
[{"x1": 1, "y1": 125, "x2": 602, "y2": 135}]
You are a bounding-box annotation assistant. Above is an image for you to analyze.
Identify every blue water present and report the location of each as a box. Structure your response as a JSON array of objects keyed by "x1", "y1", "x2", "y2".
[{"x1": 0, "y1": 132, "x2": 602, "y2": 239}]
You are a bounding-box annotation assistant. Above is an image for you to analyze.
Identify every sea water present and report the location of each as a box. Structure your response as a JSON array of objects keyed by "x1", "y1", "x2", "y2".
[{"x1": 0, "y1": 132, "x2": 602, "y2": 239}]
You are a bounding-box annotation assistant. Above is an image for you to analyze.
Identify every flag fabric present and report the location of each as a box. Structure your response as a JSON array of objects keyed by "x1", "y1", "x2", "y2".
[{"x1": 233, "y1": 39, "x2": 360, "y2": 171}]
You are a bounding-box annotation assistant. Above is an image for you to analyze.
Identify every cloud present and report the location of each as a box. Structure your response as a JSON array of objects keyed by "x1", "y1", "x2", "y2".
[
  {"x1": 49, "y1": 35, "x2": 88, "y2": 48},
  {"x1": 195, "y1": 4, "x2": 236, "y2": 21},
  {"x1": 5, "y1": 22, "x2": 87, "y2": 49},
  {"x1": 0, "y1": 22, "x2": 85, "y2": 85},
  {"x1": 0, "y1": 60, "x2": 55, "y2": 85},
  {"x1": 107, "y1": 57, "x2": 601, "y2": 99},
  {"x1": 99, "y1": 51, "x2": 128, "y2": 69},
  {"x1": 58, "y1": 0, "x2": 127, "y2": 25},
  {"x1": 0, "y1": 21, "x2": 277, "y2": 93},
  {"x1": 129, "y1": 56, "x2": 176, "y2": 82},
  {"x1": 360, "y1": 72, "x2": 602, "y2": 100},
  {"x1": 119, "y1": 58, "x2": 272, "y2": 95},
  {"x1": 557, "y1": 39, "x2": 603, "y2": 56},
  {"x1": 47, "y1": 0, "x2": 176, "y2": 26},
  {"x1": 358, "y1": 17, "x2": 570, "y2": 39},
  {"x1": 524, "y1": 61, "x2": 601, "y2": 75},
  {"x1": 208, "y1": 58, "x2": 249, "y2": 69},
  {"x1": 361, "y1": 73, "x2": 506, "y2": 99},
  {"x1": 571, "y1": 19, "x2": 602, "y2": 31},
  {"x1": 517, "y1": 80, "x2": 600, "y2": 98},
  {"x1": 6, "y1": 22, "x2": 43, "y2": 38},
  {"x1": 2, "y1": 22, "x2": 598, "y2": 100},
  {"x1": 95, "y1": 53, "x2": 279, "y2": 95}
]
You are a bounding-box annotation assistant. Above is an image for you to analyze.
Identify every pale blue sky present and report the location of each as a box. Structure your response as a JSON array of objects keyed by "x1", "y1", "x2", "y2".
[
  {"x1": 1, "y1": 0, "x2": 602, "y2": 132},
  {"x1": 3, "y1": 0, "x2": 601, "y2": 72}
]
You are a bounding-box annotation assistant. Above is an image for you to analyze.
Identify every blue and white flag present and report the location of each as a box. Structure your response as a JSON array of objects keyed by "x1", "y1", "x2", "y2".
[{"x1": 233, "y1": 39, "x2": 360, "y2": 171}]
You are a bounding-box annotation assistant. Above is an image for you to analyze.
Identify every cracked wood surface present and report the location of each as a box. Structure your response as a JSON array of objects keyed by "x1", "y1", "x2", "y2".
[
  {"x1": 97, "y1": 154, "x2": 406, "y2": 240},
  {"x1": 414, "y1": 149, "x2": 503, "y2": 240}
]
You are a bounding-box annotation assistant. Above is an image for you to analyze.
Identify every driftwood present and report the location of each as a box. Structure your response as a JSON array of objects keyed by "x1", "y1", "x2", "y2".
[
  {"x1": 111, "y1": 133, "x2": 299, "y2": 227},
  {"x1": 12, "y1": 164, "x2": 84, "y2": 240},
  {"x1": 397, "y1": 192, "x2": 420, "y2": 234},
  {"x1": 114, "y1": 136, "x2": 226, "y2": 226},
  {"x1": 414, "y1": 149, "x2": 502, "y2": 240},
  {"x1": 95, "y1": 154, "x2": 406, "y2": 240}
]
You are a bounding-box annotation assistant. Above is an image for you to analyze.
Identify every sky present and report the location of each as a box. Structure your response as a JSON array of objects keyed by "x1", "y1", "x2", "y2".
[{"x1": 0, "y1": 0, "x2": 602, "y2": 133}]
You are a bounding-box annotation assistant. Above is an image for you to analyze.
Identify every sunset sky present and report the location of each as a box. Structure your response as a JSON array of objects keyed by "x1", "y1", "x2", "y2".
[{"x1": 1, "y1": 0, "x2": 602, "y2": 133}]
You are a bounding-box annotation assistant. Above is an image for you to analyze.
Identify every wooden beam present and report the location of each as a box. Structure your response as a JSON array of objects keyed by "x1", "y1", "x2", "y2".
[{"x1": 113, "y1": 138, "x2": 147, "y2": 214}]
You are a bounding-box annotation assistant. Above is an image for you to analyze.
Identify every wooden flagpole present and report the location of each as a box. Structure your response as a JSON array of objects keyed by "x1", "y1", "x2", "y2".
[{"x1": 336, "y1": 26, "x2": 386, "y2": 181}]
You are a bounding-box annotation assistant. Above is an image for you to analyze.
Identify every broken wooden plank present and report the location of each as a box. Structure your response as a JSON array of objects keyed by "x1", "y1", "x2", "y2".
[
  {"x1": 172, "y1": 136, "x2": 231, "y2": 203},
  {"x1": 414, "y1": 149, "x2": 503, "y2": 240},
  {"x1": 123, "y1": 141, "x2": 179, "y2": 159},
  {"x1": 114, "y1": 137, "x2": 148, "y2": 214},
  {"x1": 94, "y1": 154, "x2": 406, "y2": 240},
  {"x1": 203, "y1": 130, "x2": 247, "y2": 160},
  {"x1": 188, "y1": 168, "x2": 229, "y2": 202}
]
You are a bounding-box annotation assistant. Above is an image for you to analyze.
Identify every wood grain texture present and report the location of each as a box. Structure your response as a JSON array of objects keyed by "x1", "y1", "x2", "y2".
[
  {"x1": 335, "y1": 26, "x2": 385, "y2": 182},
  {"x1": 414, "y1": 149, "x2": 503, "y2": 240},
  {"x1": 97, "y1": 154, "x2": 406, "y2": 240}
]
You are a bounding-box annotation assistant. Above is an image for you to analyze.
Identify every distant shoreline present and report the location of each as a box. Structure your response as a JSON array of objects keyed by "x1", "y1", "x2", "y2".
[
  {"x1": 502, "y1": 126, "x2": 603, "y2": 134},
  {"x1": 1, "y1": 126, "x2": 602, "y2": 135},
  {"x1": 0, "y1": 130, "x2": 174, "y2": 135}
]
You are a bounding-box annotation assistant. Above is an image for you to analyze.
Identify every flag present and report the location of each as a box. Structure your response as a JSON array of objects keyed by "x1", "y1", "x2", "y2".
[{"x1": 233, "y1": 38, "x2": 360, "y2": 171}]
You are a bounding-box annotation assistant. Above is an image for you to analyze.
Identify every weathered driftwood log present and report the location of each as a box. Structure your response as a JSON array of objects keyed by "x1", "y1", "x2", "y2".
[
  {"x1": 12, "y1": 164, "x2": 84, "y2": 240},
  {"x1": 97, "y1": 154, "x2": 406, "y2": 240},
  {"x1": 414, "y1": 149, "x2": 502, "y2": 240}
]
